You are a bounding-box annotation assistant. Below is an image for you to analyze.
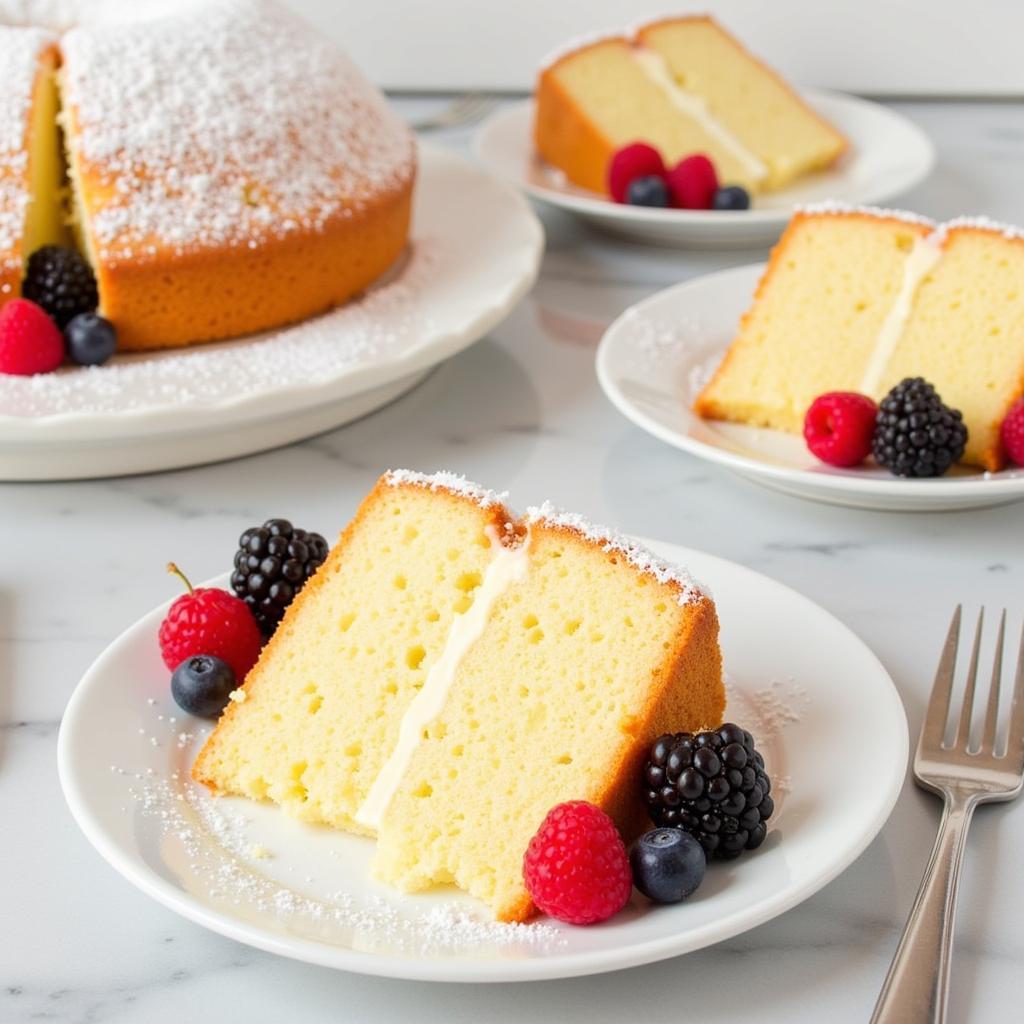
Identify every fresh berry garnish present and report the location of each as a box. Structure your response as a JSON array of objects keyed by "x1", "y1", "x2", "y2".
[
  {"x1": 159, "y1": 563, "x2": 262, "y2": 682},
  {"x1": 625, "y1": 175, "x2": 670, "y2": 208},
  {"x1": 22, "y1": 245, "x2": 99, "y2": 328},
  {"x1": 171, "y1": 655, "x2": 236, "y2": 718},
  {"x1": 523, "y1": 800, "x2": 632, "y2": 924},
  {"x1": 608, "y1": 142, "x2": 666, "y2": 203},
  {"x1": 230, "y1": 519, "x2": 329, "y2": 637},
  {"x1": 872, "y1": 377, "x2": 968, "y2": 478},
  {"x1": 666, "y1": 154, "x2": 718, "y2": 210},
  {"x1": 65, "y1": 311, "x2": 117, "y2": 366},
  {"x1": 630, "y1": 827, "x2": 706, "y2": 904},
  {"x1": 712, "y1": 185, "x2": 751, "y2": 211},
  {"x1": 643, "y1": 723, "x2": 774, "y2": 860},
  {"x1": 804, "y1": 391, "x2": 878, "y2": 467},
  {"x1": 0, "y1": 298, "x2": 64, "y2": 376},
  {"x1": 999, "y1": 398, "x2": 1024, "y2": 467}
]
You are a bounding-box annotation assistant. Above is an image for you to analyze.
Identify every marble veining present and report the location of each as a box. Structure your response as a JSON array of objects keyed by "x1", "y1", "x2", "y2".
[{"x1": 1, "y1": 96, "x2": 1023, "y2": 1023}]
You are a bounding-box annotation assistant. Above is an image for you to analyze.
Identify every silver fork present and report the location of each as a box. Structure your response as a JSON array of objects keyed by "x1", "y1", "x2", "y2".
[
  {"x1": 411, "y1": 93, "x2": 500, "y2": 133},
  {"x1": 871, "y1": 607, "x2": 1024, "y2": 1023}
]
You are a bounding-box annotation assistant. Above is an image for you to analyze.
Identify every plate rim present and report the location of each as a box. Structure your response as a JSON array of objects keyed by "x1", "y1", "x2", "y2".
[
  {"x1": 596, "y1": 263, "x2": 1024, "y2": 503},
  {"x1": 1, "y1": 141, "x2": 544, "y2": 439},
  {"x1": 474, "y1": 93, "x2": 937, "y2": 228},
  {"x1": 58, "y1": 545, "x2": 908, "y2": 983}
]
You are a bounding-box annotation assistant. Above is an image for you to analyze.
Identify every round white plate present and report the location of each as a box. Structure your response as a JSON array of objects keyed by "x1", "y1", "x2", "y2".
[
  {"x1": 475, "y1": 97, "x2": 935, "y2": 249},
  {"x1": 59, "y1": 547, "x2": 908, "y2": 983},
  {"x1": 0, "y1": 143, "x2": 543, "y2": 480},
  {"x1": 597, "y1": 265, "x2": 1024, "y2": 511}
]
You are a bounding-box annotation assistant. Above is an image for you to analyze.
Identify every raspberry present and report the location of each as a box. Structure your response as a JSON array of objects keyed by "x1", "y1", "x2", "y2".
[
  {"x1": 158, "y1": 563, "x2": 262, "y2": 682},
  {"x1": 522, "y1": 800, "x2": 632, "y2": 925},
  {"x1": 1000, "y1": 398, "x2": 1024, "y2": 467},
  {"x1": 0, "y1": 298, "x2": 64, "y2": 376},
  {"x1": 666, "y1": 154, "x2": 719, "y2": 210},
  {"x1": 607, "y1": 143, "x2": 666, "y2": 203},
  {"x1": 804, "y1": 391, "x2": 878, "y2": 467}
]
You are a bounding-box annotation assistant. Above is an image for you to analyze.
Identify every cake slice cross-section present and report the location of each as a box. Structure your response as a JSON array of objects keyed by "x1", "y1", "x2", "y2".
[
  {"x1": 193, "y1": 471, "x2": 725, "y2": 921},
  {"x1": 534, "y1": 15, "x2": 847, "y2": 196},
  {"x1": 695, "y1": 203, "x2": 1024, "y2": 471}
]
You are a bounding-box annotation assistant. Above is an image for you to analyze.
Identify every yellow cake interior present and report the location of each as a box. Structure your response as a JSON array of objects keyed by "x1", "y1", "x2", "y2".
[
  {"x1": 879, "y1": 226, "x2": 1024, "y2": 468},
  {"x1": 697, "y1": 211, "x2": 931, "y2": 431},
  {"x1": 550, "y1": 38, "x2": 766, "y2": 192},
  {"x1": 372, "y1": 516, "x2": 722, "y2": 922},
  {"x1": 21, "y1": 49, "x2": 68, "y2": 269},
  {"x1": 193, "y1": 472, "x2": 724, "y2": 922},
  {"x1": 639, "y1": 19, "x2": 847, "y2": 190}
]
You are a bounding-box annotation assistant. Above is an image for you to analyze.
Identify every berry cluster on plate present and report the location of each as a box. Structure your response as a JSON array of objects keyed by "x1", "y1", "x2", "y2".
[
  {"x1": 803, "y1": 376, "x2": 1024, "y2": 477},
  {"x1": 522, "y1": 722, "x2": 774, "y2": 925},
  {"x1": 158, "y1": 519, "x2": 328, "y2": 717},
  {"x1": 0, "y1": 246, "x2": 116, "y2": 375},
  {"x1": 608, "y1": 143, "x2": 750, "y2": 211}
]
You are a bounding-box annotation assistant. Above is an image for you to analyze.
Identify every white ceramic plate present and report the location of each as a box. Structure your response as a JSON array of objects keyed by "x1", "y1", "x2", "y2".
[
  {"x1": 59, "y1": 546, "x2": 908, "y2": 983},
  {"x1": 475, "y1": 97, "x2": 935, "y2": 249},
  {"x1": 597, "y1": 265, "x2": 1024, "y2": 511},
  {"x1": 0, "y1": 143, "x2": 543, "y2": 480}
]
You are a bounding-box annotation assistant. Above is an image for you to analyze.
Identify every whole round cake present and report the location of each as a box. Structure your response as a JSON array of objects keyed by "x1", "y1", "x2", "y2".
[{"x1": 0, "y1": 0, "x2": 416, "y2": 352}]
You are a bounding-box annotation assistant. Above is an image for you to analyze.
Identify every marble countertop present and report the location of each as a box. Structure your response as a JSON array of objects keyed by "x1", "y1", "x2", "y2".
[{"x1": 3, "y1": 96, "x2": 1022, "y2": 1023}]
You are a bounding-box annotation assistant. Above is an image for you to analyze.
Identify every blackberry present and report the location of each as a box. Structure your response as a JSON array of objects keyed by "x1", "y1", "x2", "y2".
[
  {"x1": 872, "y1": 377, "x2": 967, "y2": 478},
  {"x1": 643, "y1": 723, "x2": 774, "y2": 860},
  {"x1": 22, "y1": 246, "x2": 99, "y2": 328},
  {"x1": 230, "y1": 519, "x2": 329, "y2": 636}
]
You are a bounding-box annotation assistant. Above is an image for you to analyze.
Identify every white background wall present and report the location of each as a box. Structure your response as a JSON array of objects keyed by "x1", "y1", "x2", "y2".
[{"x1": 282, "y1": 0, "x2": 1024, "y2": 95}]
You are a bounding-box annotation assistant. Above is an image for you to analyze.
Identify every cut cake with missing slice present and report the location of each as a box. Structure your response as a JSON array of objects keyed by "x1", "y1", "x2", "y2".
[{"x1": 193, "y1": 470, "x2": 724, "y2": 922}]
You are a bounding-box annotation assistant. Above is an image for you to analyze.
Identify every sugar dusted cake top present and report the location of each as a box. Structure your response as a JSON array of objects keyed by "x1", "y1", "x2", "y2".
[
  {"x1": 526, "y1": 501, "x2": 706, "y2": 605},
  {"x1": 384, "y1": 469, "x2": 511, "y2": 511},
  {"x1": 58, "y1": 0, "x2": 415, "y2": 262}
]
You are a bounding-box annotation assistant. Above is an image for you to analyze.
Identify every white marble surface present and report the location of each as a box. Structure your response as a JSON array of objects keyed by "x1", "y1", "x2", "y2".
[{"x1": 3, "y1": 97, "x2": 1023, "y2": 1022}]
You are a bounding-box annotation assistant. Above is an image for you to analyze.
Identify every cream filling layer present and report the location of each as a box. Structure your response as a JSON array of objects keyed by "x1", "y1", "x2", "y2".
[
  {"x1": 859, "y1": 236, "x2": 942, "y2": 396},
  {"x1": 354, "y1": 525, "x2": 531, "y2": 831},
  {"x1": 631, "y1": 47, "x2": 768, "y2": 185}
]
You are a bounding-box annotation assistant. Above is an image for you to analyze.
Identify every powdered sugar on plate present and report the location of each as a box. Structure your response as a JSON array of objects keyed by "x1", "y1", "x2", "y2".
[{"x1": 0, "y1": 239, "x2": 440, "y2": 418}]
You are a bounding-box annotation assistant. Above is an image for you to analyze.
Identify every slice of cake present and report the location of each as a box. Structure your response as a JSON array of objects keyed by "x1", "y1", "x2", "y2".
[
  {"x1": 194, "y1": 471, "x2": 724, "y2": 922},
  {"x1": 192, "y1": 472, "x2": 514, "y2": 835},
  {"x1": 535, "y1": 15, "x2": 846, "y2": 196},
  {"x1": 695, "y1": 204, "x2": 1024, "y2": 471},
  {"x1": 0, "y1": 27, "x2": 65, "y2": 305},
  {"x1": 695, "y1": 206, "x2": 935, "y2": 433}
]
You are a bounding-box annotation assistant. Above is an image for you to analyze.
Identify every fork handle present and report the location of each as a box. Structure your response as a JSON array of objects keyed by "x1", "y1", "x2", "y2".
[{"x1": 870, "y1": 791, "x2": 979, "y2": 1024}]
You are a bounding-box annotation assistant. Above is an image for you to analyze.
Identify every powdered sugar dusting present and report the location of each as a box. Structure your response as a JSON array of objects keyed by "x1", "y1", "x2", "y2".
[
  {"x1": 931, "y1": 215, "x2": 1024, "y2": 244},
  {"x1": 385, "y1": 469, "x2": 510, "y2": 510},
  {"x1": 0, "y1": 27, "x2": 52, "y2": 284},
  {"x1": 796, "y1": 200, "x2": 936, "y2": 229},
  {"x1": 124, "y1": 768, "x2": 566, "y2": 957},
  {"x1": 0, "y1": 239, "x2": 440, "y2": 417},
  {"x1": 526, "y1": 501, "x2": 706, "y2": 605},
  {"x1": 59, "y1": 0, "x2": 415, "y2": 261}
]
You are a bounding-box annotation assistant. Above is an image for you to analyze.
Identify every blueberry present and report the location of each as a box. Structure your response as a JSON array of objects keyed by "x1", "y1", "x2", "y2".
[
  {"x1": 170, "y1": 655, "x2": 236, "y2": 718},
  {"x1": 625, "y1": 175, "x2": 670, "y2": 208},
  {"x1": 630, "y1": 828, "x2": 706, "y2": 903},
  {"x1": 712, "y1": 185, "x2": 751, "y2": 211},
  {"x1": 64, "y1": 312, "x2": 117, "y2": 366}
]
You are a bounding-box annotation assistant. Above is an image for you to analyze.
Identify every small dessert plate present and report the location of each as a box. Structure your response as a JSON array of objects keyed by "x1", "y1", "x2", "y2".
[
  {"x1": 475, "y1": 97, "x2": 935, "y2": 249},
  {"x1": 0, "y1": 143, "x2": 543, "y2": 481},
  {"x1": 597, "y1": 264, "x2": 1024, "y2": 511},
  {"x1": 59, "y1": 550, "x2": 907, "y2": 983}
]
